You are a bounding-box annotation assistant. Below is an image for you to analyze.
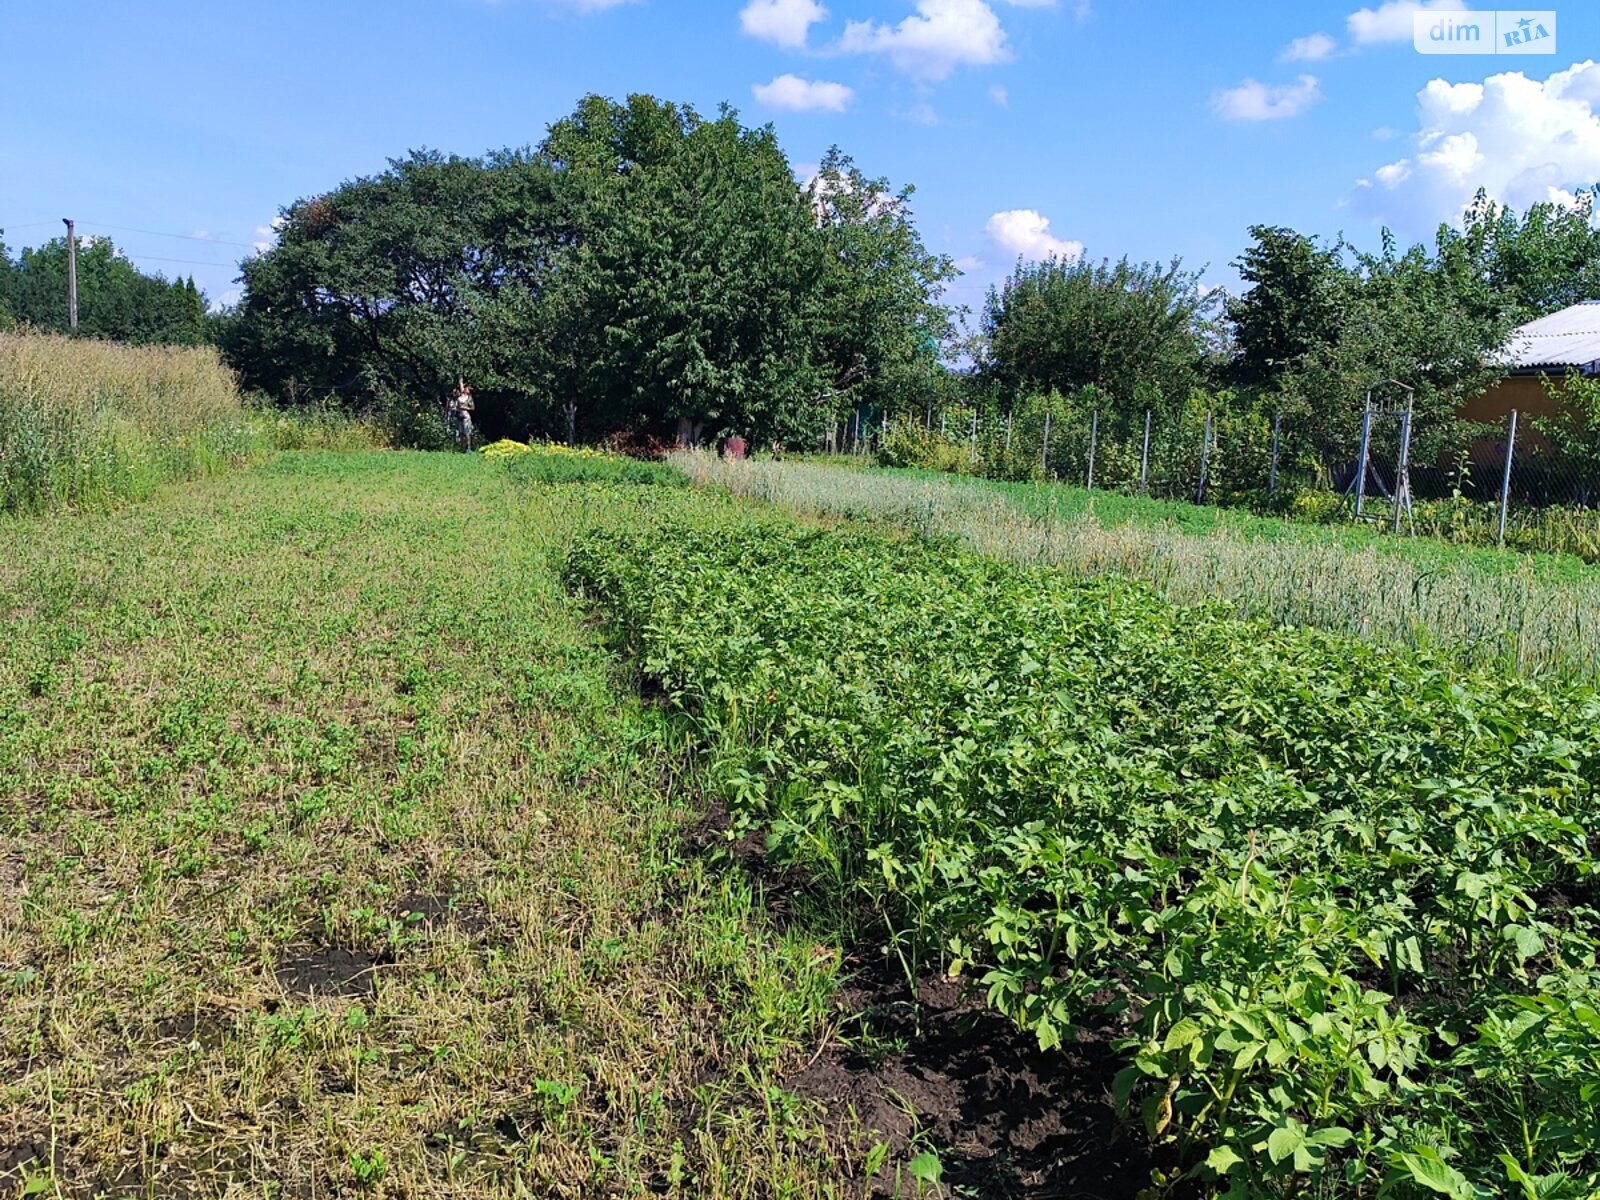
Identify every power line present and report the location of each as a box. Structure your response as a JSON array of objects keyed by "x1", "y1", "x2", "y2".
[
  {"x1": 124, "y1": 253, "x2": 250, "y2": 270},
  {"x1": 76, "y1": 221, "x2": 261, "y2": 250}
]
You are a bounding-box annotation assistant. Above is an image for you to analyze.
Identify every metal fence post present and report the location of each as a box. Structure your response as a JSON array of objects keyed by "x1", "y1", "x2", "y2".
[
  {"x1": 1086, "y1": 409, "x2": 1098, "y2": 491},
  {"x1": 1268, "y1": 411, "x2": 1281, "y2": 495},
  {"x1": 1042, "y1": 408, "x2": 1052, "y2": 477},
  {"x1": 1140, "y1": 409, "x2": 1152, "y2": 494},
  {"x1": 1195, "y1": 410, "x2": 1213, "y2": 504},
  {"x1": 1354, "y1": 402, "x2": 1373, "y2": 518},
  {"x1": 940, "y1": 411, "x2": 947, "y2": 439},
  {"x1": 1393, "y1": 402, "x2": 1413, "y2": 534},
  {"x1": 1498, "y1": 408, "x2": 1518, "y2": 547},
  {"x1": 970, "y1": 411, "x2": 978, "y2": 463},
  {"x1": 1005, "y1": 411, "x2": 1014, "y2": 455}
]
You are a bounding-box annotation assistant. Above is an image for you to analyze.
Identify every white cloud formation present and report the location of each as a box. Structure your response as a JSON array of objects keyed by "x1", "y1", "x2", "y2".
[
  {"x1": 836, "y1": 0, "x2": 1010, "y2": 81},
  {"x1": 752, "y1": 73, "x2": 855, "y2": 111},
  {"x1": 986, "y1": 209, "x2": 1083, "y2": 261},
  {"x1": 739, "y1": 0, "x2": 828, "y2": 48},
  {"x1": 1212, "y1": 75, "x2": 1322, "y2": 120},
  {"x1": 1280, "y1": 32, "x2": 1336, "y2": 61},
  {"x1": 989, "y1": 83, "x2": 1009, "y2": 106},
  {"x1": 253, "y1": 224, "x2": 278, "y2": 254},
  {"x1": 1355, "y1": 60, "x2": 1600, "y2": 225},
  {"x1": 1347, "y1": 0, "x2": 1469, "y2": 45},
  {"x1": 953, "y1": 255, "x2": 984, "y2": 271}
]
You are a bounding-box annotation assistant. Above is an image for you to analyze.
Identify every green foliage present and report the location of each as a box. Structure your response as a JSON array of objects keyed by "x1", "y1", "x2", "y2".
[
  {"x1": 1226, "y1": 225, "x2": 1347, "y2": 393},
  {"x1": 1456, "y1": 186, "x2": 1600, "y2": 319},
  {"x1": 980, "y1": 255, "x2": 1219, "y2": 421},
  {"x1": 539, "y1": 95, "x2": 828, "y2": 446},
  {"x1": 1535, "y1": 372, "x2": 1600, "y2": 491},
  {"x1": 568, "y1": 504, "x2": 1600, "y2": 1198},
  {"x1": 1227, "y1": 224, "x2": 1512, "y2": 470},
  {"x1": 226, "y1": 95, "x2": 955, "y2": 449},
  {"x1": 0, "y1": 234, "x2": 211, "y2": 345},
  {"x1": 502, "y1": 448, "x2": 686, "y2": 487},
  {"x1": 807, "y1": 148, "x2": 957, "y2": 423}
]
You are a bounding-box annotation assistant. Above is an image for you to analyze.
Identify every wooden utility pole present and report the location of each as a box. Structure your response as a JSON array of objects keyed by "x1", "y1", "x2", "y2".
[{"x1": 62, "y1": 218, "x2": 78, "y2": 330}]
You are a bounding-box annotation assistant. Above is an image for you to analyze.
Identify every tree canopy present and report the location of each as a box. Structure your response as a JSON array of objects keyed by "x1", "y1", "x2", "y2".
[
  {"x1": 0, "y1": 235, "x2": 209, "y2": 345},
  {"x1": 226, "y1": 94, "x2": 955, "y2": 446},
  {"x1": 979, "y1": 255, "x2": 1218, "y2": 421}
]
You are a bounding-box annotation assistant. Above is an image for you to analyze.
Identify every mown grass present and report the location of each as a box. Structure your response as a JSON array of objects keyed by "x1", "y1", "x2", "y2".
[
  {"x1": 682, "y1": 455, "x2": 1600, "y2": 681},
  {"x1": 0, "y1": 452, "x2": 870, "y2": 1199}
]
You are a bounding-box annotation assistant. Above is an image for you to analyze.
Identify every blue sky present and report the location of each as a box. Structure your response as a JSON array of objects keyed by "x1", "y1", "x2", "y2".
[{"x1": 2, "y1": 0, "x2": 1597, "y2": 314}]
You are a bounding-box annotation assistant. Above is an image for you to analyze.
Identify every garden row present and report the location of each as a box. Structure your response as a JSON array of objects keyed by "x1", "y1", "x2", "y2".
[{"x1": 565, "y1": 496, "x2": 1600, "y2": 1199}]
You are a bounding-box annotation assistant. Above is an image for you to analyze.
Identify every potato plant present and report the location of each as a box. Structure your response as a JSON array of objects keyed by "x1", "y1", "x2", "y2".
[{"x1": 566, "y1": 503, "x2": 1600, "y2": 1198}]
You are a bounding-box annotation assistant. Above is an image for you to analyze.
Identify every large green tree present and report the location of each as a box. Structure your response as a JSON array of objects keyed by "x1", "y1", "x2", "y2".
[
  {"x1": 537, "y1": 95, "x2": 827, "y2": 445},
  {"x1": 980, "y1": 255, "x2": 1218, "y2": 421},
  {"x1": 224, "y1": 149, "x2": 559, "y2": 431},
  {"x1": 1456, "y1": 186, "x2": 1600, "y2": 319},
  {"x1": 806, "y1": 148, "x2": 958, "y2": 427},
  {"x1": 226, "y1": 93, "x2": 953, "y2": 447},
  {"x1": 1225, "y1": 225, "x2": 1348, "y2": 393}
]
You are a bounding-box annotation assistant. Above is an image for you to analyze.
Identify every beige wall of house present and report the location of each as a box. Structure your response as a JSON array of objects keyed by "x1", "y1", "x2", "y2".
[
  {"x1": 1457, "y1": 374, "x2": 1567, "y2": 463},
  {"x1": 1459, "y1": 374, "x2": 1563, "y2": 425}
]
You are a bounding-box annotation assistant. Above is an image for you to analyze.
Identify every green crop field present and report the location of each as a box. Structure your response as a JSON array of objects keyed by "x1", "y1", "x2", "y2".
[
  {"x1": 6, "y1": 448, "x2": 1599, "y2": 1200},
  {"x1": 678, "y1": 454, "x2": 1600, "y2": 683}
]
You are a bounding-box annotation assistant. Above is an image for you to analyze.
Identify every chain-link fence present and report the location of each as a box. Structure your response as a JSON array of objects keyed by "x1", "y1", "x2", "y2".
[{"x1": 824, "y1": 400, "x2": 1600, "y2": 559}]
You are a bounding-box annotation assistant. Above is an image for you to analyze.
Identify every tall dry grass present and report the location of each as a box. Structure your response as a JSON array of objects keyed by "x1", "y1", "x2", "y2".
[
  {"x1": 677, "y1": 452, "x2": 1600, "y2": 682},
  {"x1": 0, "y1": 331, "x2": 267, "y2": 514}
]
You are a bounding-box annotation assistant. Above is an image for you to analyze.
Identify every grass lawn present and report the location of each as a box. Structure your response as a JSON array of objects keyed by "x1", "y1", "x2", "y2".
[{"x1": 0, "y1": 452, "x2": 852, "y2": 1198}]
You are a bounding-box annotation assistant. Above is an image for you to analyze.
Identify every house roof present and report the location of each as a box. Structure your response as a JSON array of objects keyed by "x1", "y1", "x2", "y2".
[{"x1": 1501, "y1": 300, "x2": 1600, "y2": 375}]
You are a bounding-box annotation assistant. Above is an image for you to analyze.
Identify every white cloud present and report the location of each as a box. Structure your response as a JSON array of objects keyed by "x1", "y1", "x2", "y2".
[
  {"x1": 1347, "y1": 0, "x2": 1469, "y2": 45},
  {"x1": 1354, "y1": 60, "x2": 1600, "y2": 225},
  {"x1": 191, "y1": 230, "x2": 215, "y2": 241},
  {"x1": 1073, "y1": 0, "x2": 1091, "y2": 17},
  {"x1": 739, "y1": 0, "x2": 828, "y2": 48},
  {"x1": 986, "y1": 209, "x2": 1083, "y2": 261},
  {"x1": 1280, "y1": 32, "x2": 1336, "y2": 61},
  {"x1": 1212, "y1": 75, "x2": 1322, "y2": 120},
  {"x1": 253, "y1": 224, "x2": 278, "y2": 254},
  {"x1": 989, "y1": 83, "x2": 1009, "y2": 106},
  {"x1": 836, "y1": 0, "x2": 1009, "y2": 81},
  {"x1": 752, "y1": 73, "x2": 855, "y2": 112},
  {"x1": 953, "y1": 255, "x2": 984, "y2": 271}
]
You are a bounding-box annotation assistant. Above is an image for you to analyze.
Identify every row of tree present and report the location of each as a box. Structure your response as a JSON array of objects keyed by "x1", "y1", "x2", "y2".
[
  {"x1": 221, "y1": 94, "x2": 955, "y2": 446},
  {"x1": 975, "y1": 188, "x2": 1600, "y2": 467},
  {"x1": 0, "y1": 236, "x2": 212, "y2": 346},
  {"x1": 11, "y1": 90, "x2": 1600, "y2": 462}
]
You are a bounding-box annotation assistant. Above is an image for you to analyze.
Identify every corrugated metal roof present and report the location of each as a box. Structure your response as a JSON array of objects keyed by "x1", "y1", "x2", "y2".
[{"x1": 1501, "y1": 301, "x2": 1600, "y2": 373}]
